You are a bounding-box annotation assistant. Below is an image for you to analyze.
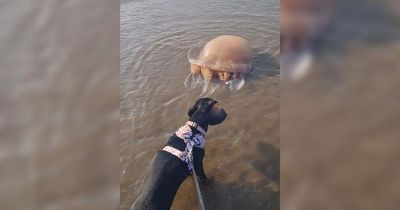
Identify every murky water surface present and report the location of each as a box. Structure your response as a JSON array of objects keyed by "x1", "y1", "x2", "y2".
[{"x1": 120, "y1": 0, "x2": 280, "y2": 209}]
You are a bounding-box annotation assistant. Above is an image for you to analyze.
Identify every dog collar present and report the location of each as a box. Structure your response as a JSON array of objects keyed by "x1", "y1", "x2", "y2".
[{"x1": 186, "y1": 121, "x2": 206, "y2": 135}]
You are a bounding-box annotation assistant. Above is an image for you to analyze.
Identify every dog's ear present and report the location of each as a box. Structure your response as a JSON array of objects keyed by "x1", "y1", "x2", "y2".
[{"x1": 187, "y1": 105, "x2": 198, "y2": 117}]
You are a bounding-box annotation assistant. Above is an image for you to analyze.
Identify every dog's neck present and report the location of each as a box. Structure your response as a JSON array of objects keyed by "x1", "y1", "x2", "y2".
[{"x1": 188, "y1": 117, "x2": 208, "y2": 133}]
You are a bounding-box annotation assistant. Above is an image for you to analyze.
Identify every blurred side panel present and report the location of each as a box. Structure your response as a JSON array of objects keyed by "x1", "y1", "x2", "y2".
[
  {"x1": 281, "y1": 0, "x2": 400, "y2": 209},
  {"x1": 0, "y1": 0, "x2": 119, "y2": 209}
]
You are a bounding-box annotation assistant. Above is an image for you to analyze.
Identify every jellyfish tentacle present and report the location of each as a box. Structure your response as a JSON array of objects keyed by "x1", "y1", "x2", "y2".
[
  {"x1": 184, "y1": 73, "x2": 193, "y2": 88},
  {"x1": 185, "y1": 64, "x2": 204, "y2": 89},
  {"x1": 216, "y1": 71, "x2": 230, "y2": 82},
  {"x1": 232, "y1": 72, "x2": 241, "y2": 80},
  {"x1": 209, "y1": 80, "x2": 224, "y2": 95},
  {"x1": 224, "y1": 72, "x2": 232, "y2": 81},
  {"x1": 232, "y1": 78, "x2": 245, "y2": 90},
  {"x1": 201, "y1": 78, "x2": 210, "y2": 95},
  {"x1": 191, "y1": 63, "x2": 201, "y2": 74},
  {"x1": 193, "y1": 73, "x2": 202, "y2": 87},
  {"x1": 201, "y1": 67, "x2": 214, "y2": 81}
]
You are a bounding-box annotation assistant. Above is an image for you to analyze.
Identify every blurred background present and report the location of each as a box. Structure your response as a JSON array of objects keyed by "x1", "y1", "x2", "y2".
[
  {"x1": 0, "y1": 0, "x2": 119, "y2": 209},
  {"x1": 281, "y1": 0, "x2": 400, "y2": 210}
]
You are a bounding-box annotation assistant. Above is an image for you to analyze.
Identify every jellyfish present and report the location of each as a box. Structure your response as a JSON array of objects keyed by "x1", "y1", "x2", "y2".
[{"x1": 185, "y1": 35, "x2": 253, "y2": 92}]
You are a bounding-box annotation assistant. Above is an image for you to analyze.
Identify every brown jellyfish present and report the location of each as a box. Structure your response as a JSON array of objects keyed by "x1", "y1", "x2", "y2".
[{"x1": 186, "y1": 35, "x2": 253, "y2": 91}]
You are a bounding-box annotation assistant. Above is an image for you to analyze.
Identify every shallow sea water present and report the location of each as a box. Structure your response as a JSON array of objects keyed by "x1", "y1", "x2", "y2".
[{"x1": 120, "y1": 0, "x2": 280, "y2": 209}]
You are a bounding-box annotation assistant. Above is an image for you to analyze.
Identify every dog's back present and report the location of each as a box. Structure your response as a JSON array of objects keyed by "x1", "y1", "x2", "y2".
[{"x1": 131, "y1": 145, "x2": 190, "y2": 210}]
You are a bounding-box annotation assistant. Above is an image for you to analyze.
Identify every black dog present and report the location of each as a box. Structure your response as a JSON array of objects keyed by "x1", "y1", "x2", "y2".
[{"x1": 131, "y1": 98, "x2": 227, "y2": 210}]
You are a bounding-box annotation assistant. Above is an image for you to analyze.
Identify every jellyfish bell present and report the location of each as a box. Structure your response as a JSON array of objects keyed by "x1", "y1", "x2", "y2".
[
  {"x1": 185, "y1": 35, "x2": 253, "y2": 92},
  {"x1": 190, "y1": 35, "x2": 253, "y2": 80}
]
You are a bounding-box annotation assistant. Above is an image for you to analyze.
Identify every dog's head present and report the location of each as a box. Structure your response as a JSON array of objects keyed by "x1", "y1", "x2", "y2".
[{"x1": 188, "y1": 98, "x2": 227, "y2": 126}]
